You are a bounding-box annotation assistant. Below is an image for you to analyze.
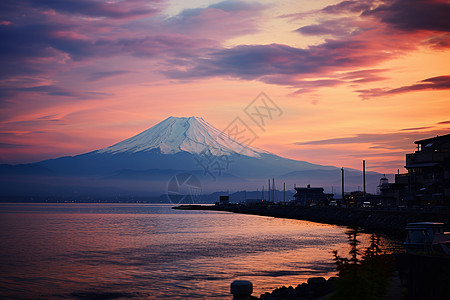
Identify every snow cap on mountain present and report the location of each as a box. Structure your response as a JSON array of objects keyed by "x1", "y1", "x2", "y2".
[{"x1": 97, "y1": 116, "x2": 264, "y2": 157}]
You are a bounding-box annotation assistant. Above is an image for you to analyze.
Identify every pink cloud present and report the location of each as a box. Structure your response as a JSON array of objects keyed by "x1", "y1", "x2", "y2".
[
  {"x1": 356, "y1": 75, "x2": 450, "y2": 99},
  {"x1": 294, "y1": 128, "x2": 450, "y2": 151}
]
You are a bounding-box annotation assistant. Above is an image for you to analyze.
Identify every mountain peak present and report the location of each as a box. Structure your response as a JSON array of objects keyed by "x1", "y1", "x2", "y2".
[{"x1": 97, "y1": 116, "x2": 264, "y2": 157}]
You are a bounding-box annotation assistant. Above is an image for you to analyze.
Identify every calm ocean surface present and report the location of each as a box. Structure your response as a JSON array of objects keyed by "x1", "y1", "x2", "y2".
[{"x1": 0, "y1": 203, "x2": 400, "y2": 299}]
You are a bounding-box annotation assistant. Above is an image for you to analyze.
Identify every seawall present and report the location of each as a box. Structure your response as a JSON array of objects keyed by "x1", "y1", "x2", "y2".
[{"x1": 174, "y1": 205, "x2": 450, "y2": 237}]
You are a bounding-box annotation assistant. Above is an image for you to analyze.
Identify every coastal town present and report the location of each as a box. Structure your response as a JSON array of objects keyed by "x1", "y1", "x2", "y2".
[
  {"x1": 215, "y1": 133, "x2": 450, "y2": 209},
  {"x1": 175, "y1": 133, "x2": 450, "y2": 300}
]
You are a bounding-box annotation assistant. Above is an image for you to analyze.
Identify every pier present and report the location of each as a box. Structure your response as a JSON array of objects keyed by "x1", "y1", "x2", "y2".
[{"x1": 173, "y1": 204, "x2": 450, "y2": 237}]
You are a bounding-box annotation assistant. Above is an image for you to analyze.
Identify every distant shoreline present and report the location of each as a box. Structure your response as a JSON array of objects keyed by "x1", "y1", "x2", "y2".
[{"x1": 173, "y1": 204, "x2": 450, "y2": 239}]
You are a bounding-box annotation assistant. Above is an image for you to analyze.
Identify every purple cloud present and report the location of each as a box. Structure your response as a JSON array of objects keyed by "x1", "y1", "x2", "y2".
[
  {"x1": 17, "y1": 85, "x2": 81, "y2": 97},
  {"x1": 162, "y1": 0, "x2": 449, "y2": 92},
  {"x1": 400, "y1": 126, "x2": 434, "y2": 131},
  {"x1": 290, "y1": 0, "x2": 450, "y2": 52},
  {"x1": 364, "y1": 0, "x2": 450, "y2": 33},
  {"x1": 163, "y1": 40, "x2": 391, "y2": 81},
  {"x1": 294, "y1": 129, "x2": 450, "y2": 151},
  {"x1": 0, "y1": 85, "x2": 112, "y2": 103},
  {"x1": 1, "y1": 0, "x2": 449, "y2": 106},
  {"x1": 1, "y1": 22, "x2": 213, "y2": 68},
  {"x1": 341, "y1": 69, "x2": 389, "y2": 84},
  {"x1": 296, "y1": 18, "x2": 360, "y2": 36},
  {"x1": 209, "y1": 0, "x2": 266, "y2": 12},
  {"x1": 428, "y1": 33, "x2": 450, "y2": 49},
  {"x1": 322, "y1": 0, "x2": 373, "y2": 14},
  {"x1": 3, "y1": 0, "x2": 163, "y2": 19},
  {"x1": 115, "y1": 34, "x2": 216, "y2": 58},
  {"x1": 164, "y1": 0, "x2": 267, "y2": 39},
  {"x1": 357, "y1": 75, "x2": 450, "y2": 99},
  {"x1": 0, "y1": 0, "x2": 265, "y2": 84},
  {"x1": 0, "y1": 142, "x2": 32, "y2": 149},
  {"x1": 88, "y1": 70, "x2": 134, "y2": 81},
  {"x1": 317, "y1": 0, "x2": 450, "y2": 34},
  {"x1": 3, "y1": 119, "x2": 67, "y2": 127},
  {"x1": 278, "y1": 0, "x2": 372, "y2": 21},
  {"x1": 266, "y1": 70, "x2": 387, "y2": 95}
]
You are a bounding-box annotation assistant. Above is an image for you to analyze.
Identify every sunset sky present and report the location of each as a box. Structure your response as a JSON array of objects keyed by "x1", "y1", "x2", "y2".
[{"x1": 1, "y1": 0, "x2": 449, "y2": 174}]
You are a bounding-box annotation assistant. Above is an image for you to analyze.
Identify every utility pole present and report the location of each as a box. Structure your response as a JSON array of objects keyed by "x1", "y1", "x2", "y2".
[
  {"x1": 272, "y1": 178, "x2": 275, "y2": 202},
  {"x1": 341, "y1": 167, "x2": 345, "y2": 207},
  {"x1": 363, "y1": 160, "x2": 366, "y2": 199}
]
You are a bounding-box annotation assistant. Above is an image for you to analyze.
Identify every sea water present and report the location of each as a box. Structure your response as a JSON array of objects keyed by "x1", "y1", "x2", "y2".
[{"x1": 0, "y1": 203, "x2": 400, "y2": 299}]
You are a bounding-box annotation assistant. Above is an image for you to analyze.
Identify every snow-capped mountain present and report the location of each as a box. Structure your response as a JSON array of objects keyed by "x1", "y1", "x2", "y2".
[
  {"x1": 35, "y1": 116, "x2": 328, "y2": 176},
  {"x1": 0, "y1": 116, "x2": 383, "y2": 198},
  {"x1": 97, "y1": 116, "x2": 264, "y2": 157}
]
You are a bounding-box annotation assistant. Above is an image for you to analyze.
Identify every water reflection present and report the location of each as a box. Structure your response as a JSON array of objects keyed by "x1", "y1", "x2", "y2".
[
  {"x1": 331, "y1": 228, "x2": 395, "y2": 300},
  {"x1": 0, "y1": 203, "x2": 401, "y2": 299}
]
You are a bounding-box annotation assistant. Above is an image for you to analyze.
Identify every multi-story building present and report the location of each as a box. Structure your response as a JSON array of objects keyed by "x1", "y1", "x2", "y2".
[{"x1": 404, "y1": 134, "x2": 450, "y2": 206}]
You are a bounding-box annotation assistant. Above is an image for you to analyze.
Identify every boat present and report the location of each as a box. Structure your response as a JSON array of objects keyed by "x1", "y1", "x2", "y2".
[{"x1": 404, "y1": 222, "x2": 450, "y2": 255}]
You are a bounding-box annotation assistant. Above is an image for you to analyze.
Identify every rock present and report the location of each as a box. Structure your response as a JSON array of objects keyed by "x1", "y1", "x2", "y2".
[{"x1": 260, "y1": 276, "x2": 339, "y2": 299}]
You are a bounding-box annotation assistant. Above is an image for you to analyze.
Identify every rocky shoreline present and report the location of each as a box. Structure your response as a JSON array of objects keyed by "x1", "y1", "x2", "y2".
[{"x1": 258, "y1": 276, "x2": 338, "y2": 300}]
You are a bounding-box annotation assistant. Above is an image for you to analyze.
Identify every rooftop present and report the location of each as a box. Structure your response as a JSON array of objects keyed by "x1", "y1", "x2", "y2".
[{"x1": 414, "y1": 133, "x2": 450, "y2": 145}]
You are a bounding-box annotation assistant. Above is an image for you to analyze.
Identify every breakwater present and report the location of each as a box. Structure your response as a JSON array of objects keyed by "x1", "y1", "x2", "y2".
[{"x1": 174, "y1": 204, "x2": 450, "y2": 237}]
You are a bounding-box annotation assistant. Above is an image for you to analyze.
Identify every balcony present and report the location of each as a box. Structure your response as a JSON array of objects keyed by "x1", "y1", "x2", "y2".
[{"x1": 406, "y1": 151, "x2": 450, "y2": 170}]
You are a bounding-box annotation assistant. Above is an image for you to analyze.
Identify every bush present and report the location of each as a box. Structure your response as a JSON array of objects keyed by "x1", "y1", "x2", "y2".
[{"x1": 330, "y1": 229, "x2": 394, "y2": 300}]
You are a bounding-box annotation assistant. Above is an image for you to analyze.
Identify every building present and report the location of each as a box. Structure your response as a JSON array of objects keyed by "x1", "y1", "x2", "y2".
[
  {"x1": 404, "y1": 134, "x2": 450, "y2": 206},
  {"x1": 293, "y1": 185, "x2": 333, "y2": 206},
  {"x1": 218, "y1": 195, "x2": 229, "y2": 205},
  {"x1": 344, "y1": 190, "x2": 366, "y2": 207},
  {"x1": 378, "y1": 175, "x2": 408, "y2": 207}
]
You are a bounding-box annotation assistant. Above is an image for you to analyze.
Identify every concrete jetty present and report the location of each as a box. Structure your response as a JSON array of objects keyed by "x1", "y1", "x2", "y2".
[{"x1": 174, "y1": 204, "x2": 450, "y2": 237}]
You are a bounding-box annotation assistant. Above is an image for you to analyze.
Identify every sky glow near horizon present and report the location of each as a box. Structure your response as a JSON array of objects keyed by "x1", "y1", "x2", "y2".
[{"x1": 0, "y1": 0, "x2": 449, "y2": 174}]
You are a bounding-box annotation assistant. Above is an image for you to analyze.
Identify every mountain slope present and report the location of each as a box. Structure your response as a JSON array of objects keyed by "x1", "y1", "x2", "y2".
[
  {"x1": 39, "y1": 116, "x2": 335, "y2": 177},
  {"x1": 97, "y1": 116, "x2": 264, "y2": 157},
  {"x1": 1, "y1": 116, "x2": 384, "y2": 197}
]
